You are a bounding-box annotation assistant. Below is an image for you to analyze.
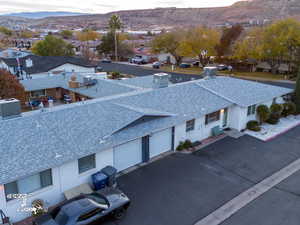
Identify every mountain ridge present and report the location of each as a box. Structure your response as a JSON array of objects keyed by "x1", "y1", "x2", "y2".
[
  {"x1": 1, "y1": 11, "x2": 88, "y2": 19},
  {"x1": 0, "y1": 0, "x2": 299, "y2": 30}
]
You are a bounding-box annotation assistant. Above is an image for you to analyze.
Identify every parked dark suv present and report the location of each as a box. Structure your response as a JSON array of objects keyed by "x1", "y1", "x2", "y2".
[{"x1": 33, "y1": 188, "x2": 130, "y2": 225}]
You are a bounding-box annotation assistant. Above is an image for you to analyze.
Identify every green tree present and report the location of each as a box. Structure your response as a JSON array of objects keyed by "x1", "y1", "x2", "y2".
[
  {"x1": 295, "y1": 67, "x2": 300, "y2": 114},
  {"x1": 97, "y1": 32, "x2": 133, "y2": 59},
  {"x1": 32, "y1": 35, "x2": 75, "y2": 56},
  {"x1": 0, "y1": 69, "x2": 26, "y2": 104},
  {"x1": 181, "y1": 27, "x2": 220, "y2": 67},
  {"x1": 151, "y1": 31, "x2": 185, "y2": 65},
  {"x1": 60, "y1": 30, "x2": 73, "y2": 39},
  {"x1": 108, "y1": 14, "x2": 123, "y2": 61}
]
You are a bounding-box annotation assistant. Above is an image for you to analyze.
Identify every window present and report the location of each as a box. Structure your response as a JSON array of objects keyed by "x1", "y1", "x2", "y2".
[
  {"x1": 186, "y1": 119, "x2": 195, "y2": 132},
  {"x1": 30, "y1": 89, "x2": 46, "y2": 97},
  {"x1": 4, "y1": 169, "x2": 52, "y2": 201},
  {"x1": 78, "y1": 154, "x2": 96, "y2": 174},
  {"x1": 247, "y1": 105, "x2": 256, "y2": 116},
  {"x1": 205, "y1": 111, "x2": 220, "y2": 125}
]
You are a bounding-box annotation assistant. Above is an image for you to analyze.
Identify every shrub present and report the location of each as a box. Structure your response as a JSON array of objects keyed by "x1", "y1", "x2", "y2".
[
  {"x1": 270, "y1": 103, "x2": 283, "y2": 115},
  {"x1": 247, "y1": 120, "x2": 261, "y2": 132},
  {"x1": 266, "y1": 113, "x2": 280, "y2": 124},
  {"x1": 176, "y1": 140, "x2": 193, "y2": 151},
  {"x1": 176, "y1": 141, "x2": 184, "y2": 151},
  {"x1": 111, "y1": 71, "x2": 122, "y2": 79},
  {"x1": 282, "y1": 102, "x2": 297, "y2": 117},
  {"x1": 256, "y1": 105, "x2": 270, "y2": 124},
  {"x1": 182, "y1": 139, "x2": 192, "y2": 149}
]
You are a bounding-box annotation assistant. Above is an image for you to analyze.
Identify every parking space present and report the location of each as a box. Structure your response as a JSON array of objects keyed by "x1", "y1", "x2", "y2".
[
  {"x1": 194, "y1": 126, "x2": 300, "y2": 183},
  {"x1": 100, "y1": 126, "x2": 300, "y2": 225},
  {"x1": 101, "y1": 153, "x2": 252, "y2": 225}
]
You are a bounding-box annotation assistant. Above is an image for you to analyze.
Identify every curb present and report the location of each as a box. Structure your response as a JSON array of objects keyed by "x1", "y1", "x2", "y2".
[{"x1": 265, "y1": 122, "x2": 300, "y2": 142}]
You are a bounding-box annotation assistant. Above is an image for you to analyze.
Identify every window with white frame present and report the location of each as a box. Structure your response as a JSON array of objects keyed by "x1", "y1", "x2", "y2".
[
  {"x1": 4, "y1": 169, "x2": 52, "y2": 201},
  {"x1": 78, "y1": 154, "x2": 96, "y2": 174},
  {"x1": 247, "y1": 105, "x2": 256, "y2": 116},
  {"x1": 205, "y1": 111, "x2": 220, "y2": 125},
  {"x1": 186, "y1": 119, "x2": 195, "y2": 132}
]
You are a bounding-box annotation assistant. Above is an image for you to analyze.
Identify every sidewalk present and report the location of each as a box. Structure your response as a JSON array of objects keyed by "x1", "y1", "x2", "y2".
[{"x1": 194, "y1": 157, "x2": 300, "y2": 225}]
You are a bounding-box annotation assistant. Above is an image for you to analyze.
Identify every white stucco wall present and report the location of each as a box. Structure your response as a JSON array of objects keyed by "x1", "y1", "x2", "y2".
[
  {"x1": 174, "y1": 112, "x2": 225, "y2": 149},
  {"x1": 0, "y1": 148, "x2": 113, "y2": 223},
  {"x1": 232, "y1": 98, "x2": 282, "y2": 131}
]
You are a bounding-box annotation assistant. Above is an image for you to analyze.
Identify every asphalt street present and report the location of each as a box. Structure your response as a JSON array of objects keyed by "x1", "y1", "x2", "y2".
[{"x1": 98, "y1": 126, "x2": 300, "y2": 225}]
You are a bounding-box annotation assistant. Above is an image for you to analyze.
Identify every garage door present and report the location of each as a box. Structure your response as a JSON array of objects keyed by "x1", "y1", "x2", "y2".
[
  {"x1": 150, "y1": 128, "x2": 172, "y2": 158},
  {"x1": 114, "y1": 138, "x2": 142, "y2": 171}
]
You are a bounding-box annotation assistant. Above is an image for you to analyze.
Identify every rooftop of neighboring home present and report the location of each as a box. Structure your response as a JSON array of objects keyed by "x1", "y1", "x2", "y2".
[
  {"x1": 0, "y1": 75, "x2": 293, "y2": 184},
  {"x1": 0, "y1": 55, "x2": 96, "y2": 74},
  {"x1": 0, "y1": 48, "x2": 32, "y2": 59},
  {"x1": 20, "y1": 73, "x2": 156, "y2": 99}
]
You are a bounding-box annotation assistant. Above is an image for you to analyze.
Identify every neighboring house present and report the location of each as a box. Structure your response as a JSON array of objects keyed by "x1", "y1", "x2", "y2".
[
  {"x1": 0, "y1": 72, "x2": 292, "y2": 222},
  {"x1": 20, "y1": 73, "x2": 148, "y2": 103},
  {"x1": 255, "y1": 61, "x2": 295, "y2": 74},
  {"x1": 0, "y1": 55, "x2": 96, "y2": 79}
]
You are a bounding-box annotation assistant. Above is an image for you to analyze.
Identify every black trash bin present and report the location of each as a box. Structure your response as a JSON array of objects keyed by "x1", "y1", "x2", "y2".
[
  {"x1": 92, "y1": 172, "x2": 108, "y2": 190},
  {"x1": 101, "y1": 166, "x2": 117, "y2": 187}
]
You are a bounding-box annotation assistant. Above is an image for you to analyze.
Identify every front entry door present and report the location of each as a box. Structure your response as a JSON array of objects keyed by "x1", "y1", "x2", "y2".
[{"x1": 223, "y1": 108, "x2": 228, "y2": 128}]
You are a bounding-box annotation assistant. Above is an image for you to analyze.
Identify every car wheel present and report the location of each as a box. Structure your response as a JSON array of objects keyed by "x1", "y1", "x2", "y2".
[{"x1": 113, "y1": 207, "x2": 126, "y2": 220}]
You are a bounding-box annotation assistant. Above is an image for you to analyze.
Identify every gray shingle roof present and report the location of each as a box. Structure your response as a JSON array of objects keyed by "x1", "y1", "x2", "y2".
[
  {"x1": 197, "y1": 77, "x2": 293, "y2": 107},
  {"x1": 0, "y1": 76, "x2": 293, "y2": 184},
  {"x1": 21, "y1": 74, "x2": 145, "y2": 99},
  {"x1": 0, "y1": 79, "x2": 232, "y2": 184}
]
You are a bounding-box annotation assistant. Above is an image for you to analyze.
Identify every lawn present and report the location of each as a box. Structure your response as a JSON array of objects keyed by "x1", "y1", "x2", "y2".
[
  {"x1": 220, "y1": 71, "x2": 287, "y2": 81},
  {"x1": 159, "y1": 65, "x2": 289, "y2": 81}
]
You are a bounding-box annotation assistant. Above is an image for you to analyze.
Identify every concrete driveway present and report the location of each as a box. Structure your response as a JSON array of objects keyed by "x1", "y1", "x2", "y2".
[{"x1": 101, "y1": 126, "x2": 300, "y2": 225}]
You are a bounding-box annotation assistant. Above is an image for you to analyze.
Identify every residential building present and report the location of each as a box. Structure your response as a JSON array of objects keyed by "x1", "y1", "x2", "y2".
[
  {"x1": 0, "y1": 55, "x2": 96, "y2": 79},
  {"x1": 0, "y1": 72, "x2": 292, "y2": 222}
]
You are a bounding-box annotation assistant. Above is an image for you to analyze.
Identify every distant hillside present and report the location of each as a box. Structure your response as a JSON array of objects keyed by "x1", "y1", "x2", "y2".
[
  {"x1": 32, "y1": 0, "x2": 300, "y2": 29},
  {"x1": 2, "y1": 11, "x2": 87, "y2": 19},
  {"x1": 0, "y1": 0, "x2": 299, "y2": 29}
]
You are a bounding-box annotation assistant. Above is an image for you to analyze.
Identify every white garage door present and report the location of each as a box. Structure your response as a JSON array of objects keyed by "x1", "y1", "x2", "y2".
[
  {"x1": 114, "y1": 138, "x2": 142, "y2": 171},
  {"x1": 150, "y1": 128, "x2": 172, "y2": 158}
]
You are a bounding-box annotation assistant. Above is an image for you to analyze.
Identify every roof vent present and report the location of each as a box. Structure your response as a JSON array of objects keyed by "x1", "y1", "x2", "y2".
[
  {"x1": 153, "y1": 73, "x2": 170, "y2": 89},
  {"x1": 0, "y1": 98, "x2": 21, "y2": 119},
  {"x1": 83, "y1": 75, "x2": 97, "y2": 87},
  {"x1": 69, "y1": 74, "x2": 80, "y2": 88},
  {"x1": 203, "y1": 67, "x2": 217, "y2": 78}
]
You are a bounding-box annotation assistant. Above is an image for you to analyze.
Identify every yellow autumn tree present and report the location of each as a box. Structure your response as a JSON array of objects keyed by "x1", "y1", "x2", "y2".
[{"x1": 181, "y1": 27, "x2": 220, "y2": 67}]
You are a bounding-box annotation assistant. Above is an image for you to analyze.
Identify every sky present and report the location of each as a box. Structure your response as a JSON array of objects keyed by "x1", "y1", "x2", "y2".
[{"x1": 0, "y1": 0, "x2": 242, "y2": 14}]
